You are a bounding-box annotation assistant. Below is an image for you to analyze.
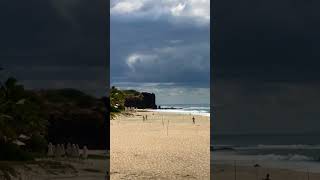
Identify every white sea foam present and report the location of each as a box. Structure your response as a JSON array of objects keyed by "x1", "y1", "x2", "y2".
[
  {"x1": 148, "y1": 109, "x2": 210, "y2": 117},
  {"x1": 213, "y1": 151, "x2": 312, "y2": 161},
  {"x1": 256, "y1": 144, "x2": 320, "y2": 149},
  {"x1": 146, "y1": 104, "x2": 210, "y2": 117},
  {"x1": 212, "y1": 144, "x2": 320, "y2": 150},
  {"x1": 212, "y1": 150, "x2": 320, "y2": 173}
]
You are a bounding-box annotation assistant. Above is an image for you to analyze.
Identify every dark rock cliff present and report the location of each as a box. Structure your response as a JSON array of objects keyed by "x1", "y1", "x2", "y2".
[{"x1": 124, "y1": 92, "x2": 157, "y2": 109}]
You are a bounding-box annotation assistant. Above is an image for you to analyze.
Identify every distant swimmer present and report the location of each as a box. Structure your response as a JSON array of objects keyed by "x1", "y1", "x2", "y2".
[{"x1": 192, "y1": 116, "x2": 195, "y2": 124}]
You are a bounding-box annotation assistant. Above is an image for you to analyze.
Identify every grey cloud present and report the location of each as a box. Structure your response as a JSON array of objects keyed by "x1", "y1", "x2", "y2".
[
  {"x1": 111, "y1": 19, "x2": 210, "y2": 85},
  {"x1": 0, "y1": 0, "x2": 108, "y2": 97},
  {"x1": 213, "y1": 80, "x2": 320, "y2": 134},
  {"x1": 110, "y1": 0, "x2": 210, "y2": 26},
  {"x1": 123, "y1": 43, "x2": 210, "y2": 83},
  {"x1": 212, "y1": 0, "x2": 320, "y2": 134},
  {"x1": 111, "y1": 1, "x2": 210, "y2": 103},
  {"x1": 213, "y1": 0, "x2": 320, "y2": 82}
]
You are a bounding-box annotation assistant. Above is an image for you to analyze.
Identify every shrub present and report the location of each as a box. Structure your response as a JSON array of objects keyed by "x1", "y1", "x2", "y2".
[
  {"x1": 25, "y1": 134, "x2": 47, "y2": 154},
  {"x1": 0, "y1": 141, "x2": 33, "y2": 161}
]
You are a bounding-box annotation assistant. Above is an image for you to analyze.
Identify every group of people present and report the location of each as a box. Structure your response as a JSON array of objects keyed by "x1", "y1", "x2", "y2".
[
  {"x1": 125, "y1": 107, "x2": 136, "y2": 112},
  {"x1": 47, "y1": 142, "x2": 88, "y2": 159},
  {"x1": 142, "y1": 114, "x2": 196, "y2": 124},
  {"x1": 142, "y1": 115, "x2": 148, "y2": 121}
]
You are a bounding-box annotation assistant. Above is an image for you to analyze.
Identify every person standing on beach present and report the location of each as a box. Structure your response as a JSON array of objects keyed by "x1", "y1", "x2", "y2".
[
  {"x1": 47, "y1": 142, "x2": 54, "y2": 157},
  {"x1": 146, "y1": 115, "x2": 148, "y2": 120},
  {"x1": 76, "y1": 144, "x2": 80, "y2": 158},
  {"x1": 143, "y1": 116, "x2": 145, "y2": 122},
  {"x1": 263, "y1": 173, "x2": 271, "y2": 180},
  {"x1": 55, "y1": 144, "x2": 61, "y2": 158},
  {"x1": 192, "y1": 116, "x2": 195, "y2": 124},
  {"x1": 82, "y1": 146, "x2": 88, "y2": 159},
  {"x1": 66, "y1": 142, "x2": 72, "y2": 157},
  {"x1": 61, "y1": 144, "x2": 66, "y2": 157}
]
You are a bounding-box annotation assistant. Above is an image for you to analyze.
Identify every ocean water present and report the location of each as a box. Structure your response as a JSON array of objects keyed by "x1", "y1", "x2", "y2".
[
  {"x1": 211, "y1": 134, "x2": 320, "y2": 172},
  {"x1": 151, "y1": 104, "x2": 210, "y2": 117}
]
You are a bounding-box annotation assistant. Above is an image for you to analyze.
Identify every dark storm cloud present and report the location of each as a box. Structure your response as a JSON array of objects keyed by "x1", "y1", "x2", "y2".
[
  {"x1": 111, "y1": 20, "x2": 210, "y2": 85},
  {"x1": 213, "y1": 0, "x2": 320, "y2": 81},
  {"x1": 212, "y1": 0, "x2": 320, "y2": 133},
  {"x1": 0, "y1": 0, "x2": 108, "y2": 96},
  {"x1": 111, "y1": 0, "x2": 210, "y2": 104},
  {"x1": 213, "y1": 80, "x2": 320, "y2": 134},
  {"x1": 111, "y1": 3, "x2": 210, "y2": 90}
]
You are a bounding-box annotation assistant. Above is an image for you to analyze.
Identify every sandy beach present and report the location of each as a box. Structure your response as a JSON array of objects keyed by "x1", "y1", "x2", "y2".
[
  {"x1": 211, "y1": 163, "x2": 320, "y2": 180},
  {"x1": 0, "y1": 150, "x2": 109, "y2": 180},
  {"x1": 110, "y1": 110, "x2": 210, "y2": 179}
]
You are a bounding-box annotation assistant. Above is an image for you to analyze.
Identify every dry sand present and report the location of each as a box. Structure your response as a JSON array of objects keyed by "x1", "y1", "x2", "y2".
[
  {"x1": 212, "y1": 163, "x2": 320, "y2": 180},
  {"x1": 110, "y1": 111, "x2": 210, "y2": 179}
]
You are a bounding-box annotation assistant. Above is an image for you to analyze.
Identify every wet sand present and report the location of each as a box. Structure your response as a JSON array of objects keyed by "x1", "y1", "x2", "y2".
[{"x1": 212, "y1": 163, "x2": 320, "y2": 180}]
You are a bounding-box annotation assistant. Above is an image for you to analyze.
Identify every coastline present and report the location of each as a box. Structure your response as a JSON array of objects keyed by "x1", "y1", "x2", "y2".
[
  {"x1": 146, "y1": 109, "x2": 210, "y2": 117},
  {"x1": 211, "y1": 163, "x2": 320, "y2": 180},
  {"x1": 211, "y1": 149, "x2": 320, "y2": 179},
  {"x1": 146, "y1": 104, "x2": 210, "y2": 117},
  {"x1": 110, "y1": 110, "x2": 210, "y2": 179}
]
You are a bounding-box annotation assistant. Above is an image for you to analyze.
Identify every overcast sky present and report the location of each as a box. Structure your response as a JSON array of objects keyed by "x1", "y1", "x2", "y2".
[
  {"x1": 0, "y1": 0, "x2": 108, "y2": 97},
  {"x1": 110, "y1": 0, "x2": 210, "y2": 105},
  {"x1": 213, "y1": 0, "x2": 320, "y2": 134}
]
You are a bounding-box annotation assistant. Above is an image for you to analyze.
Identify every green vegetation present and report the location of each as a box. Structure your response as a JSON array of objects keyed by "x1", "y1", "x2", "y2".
[
  {"x1": 0, "y1": 68, "x2": 107, "y2": 161},
  {"x1": 122, "y1": 89, "x2": 143, "y2": 106},
  {"x1": 40, "y1": 88, "x2": 99, "y2": 108},
  {"x1": 0, "y1": 73, "x2": 48, "y2": 160},
  {"x1": 0, "y1": 142, "x2": 33, "y2": 161},
  {"x1": 42, "y1": 89, "x2": 107, "y2": 149},
  {"x1": 122, "y1": 89, "x2": 141, "y2": 96},
  {"x1": 110, "y1": 87, "x2": 144, "y2": 110},
  {"x1": 110, "y1": 86, "x2": 145, "y2": 119},
  {"x1": 110, "y1": 86, "x2": 125, "y2": 112}
]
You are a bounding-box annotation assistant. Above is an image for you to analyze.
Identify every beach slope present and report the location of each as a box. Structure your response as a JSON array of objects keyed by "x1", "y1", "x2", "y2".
[{"x1": 110, "y1": 111, "x2": 210, "y2": 179}]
